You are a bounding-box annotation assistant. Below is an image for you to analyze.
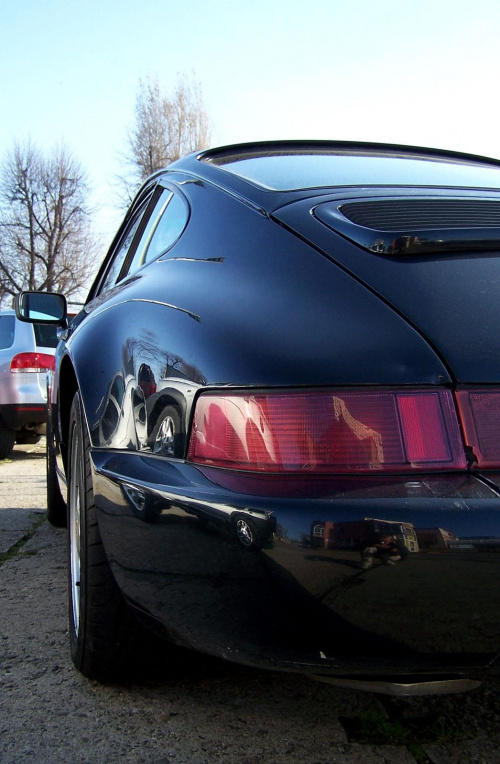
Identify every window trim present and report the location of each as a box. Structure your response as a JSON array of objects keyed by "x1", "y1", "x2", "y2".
[
  {"x1": 116, "y1": 185, "x2": 166, "y2": 283},
  {"x1": 91, "y1": 190, "x2": 156, "y2": 299}
]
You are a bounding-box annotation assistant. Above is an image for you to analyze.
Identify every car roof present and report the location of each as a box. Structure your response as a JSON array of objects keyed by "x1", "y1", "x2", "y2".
[{"x1": 197, "y1": 139, "x2": 500, "y2": 167}]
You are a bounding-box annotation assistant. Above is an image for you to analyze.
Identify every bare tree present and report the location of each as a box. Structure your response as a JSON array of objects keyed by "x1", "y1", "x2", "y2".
[
  {"x1": 0, "y1": 141, "x2": 99, "y2": 306},
  {"x1": 123, "y1": 74, "x2": 212, "y2": 194}
]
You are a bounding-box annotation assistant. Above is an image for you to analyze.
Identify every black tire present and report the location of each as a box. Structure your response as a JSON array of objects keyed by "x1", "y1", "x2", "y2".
[
  {"x1": 0, "y1": 420, "x2": 15, "y2": 459},
  {"x1": 46, "y1": 415, "x2": 67, "y2": 527},
  {"x1": 67, "y1": 391, "x2": 144, "y2": 680}
]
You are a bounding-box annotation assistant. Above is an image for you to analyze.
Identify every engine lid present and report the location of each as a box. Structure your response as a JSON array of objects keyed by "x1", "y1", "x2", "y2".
[{"x1": 273, "y1": 190, "x2": 500, "y2": 383}]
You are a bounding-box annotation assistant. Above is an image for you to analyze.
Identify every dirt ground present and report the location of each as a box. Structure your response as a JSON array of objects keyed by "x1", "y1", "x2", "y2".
[{"x1": 1, "y1": 443, "x2": 500, "y2": 764}]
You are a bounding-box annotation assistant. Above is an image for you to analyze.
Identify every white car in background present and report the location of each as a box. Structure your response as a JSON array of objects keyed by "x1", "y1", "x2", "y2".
[{"x1": 0, "y1": 308, "x2": 57, "y2": 458}]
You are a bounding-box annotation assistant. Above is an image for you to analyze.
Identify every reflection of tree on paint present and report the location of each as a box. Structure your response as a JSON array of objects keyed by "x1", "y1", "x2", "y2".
[
  {"x1": 332, "y1": 396, "x2": 384, "y2": 467},
  {"x1": 123, "y1": 334, "x2": 207, "y2": 386}
]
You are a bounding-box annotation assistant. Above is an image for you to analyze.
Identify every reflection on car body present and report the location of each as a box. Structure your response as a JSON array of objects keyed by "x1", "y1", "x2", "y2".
[{"x1": 15, "y1": 140, "x2": 500, "y2": 695}]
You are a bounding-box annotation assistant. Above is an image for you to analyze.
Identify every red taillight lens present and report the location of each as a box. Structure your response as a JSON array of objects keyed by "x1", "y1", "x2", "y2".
[
  {"x1": 188, "y1": 389, "x2": 466, "y2": 473},
  {"x1": 10, "y1": 352, "x2": 55, "y2": 373},
  {"x1": 456, "y1": 389, "x2": 500, "y2": 468}
]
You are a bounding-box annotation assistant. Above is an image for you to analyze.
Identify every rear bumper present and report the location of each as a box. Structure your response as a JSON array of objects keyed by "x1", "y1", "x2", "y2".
[
  {"x1": 91, "y1": 451, "x2": 500, "y2": 685},
  {"x1": 0, "y1": 403, "x2": 47, "y2": 431}
]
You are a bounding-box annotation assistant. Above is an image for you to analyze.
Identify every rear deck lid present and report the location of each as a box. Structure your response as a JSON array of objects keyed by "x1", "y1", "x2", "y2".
[{"x1": 273, "y1": 190, "x2": 500, "y2": 383}]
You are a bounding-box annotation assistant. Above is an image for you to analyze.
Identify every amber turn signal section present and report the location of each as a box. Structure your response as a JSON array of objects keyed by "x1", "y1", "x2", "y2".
[{"x1": 188, "y1": 389, "x2": 467, "y2": 473}]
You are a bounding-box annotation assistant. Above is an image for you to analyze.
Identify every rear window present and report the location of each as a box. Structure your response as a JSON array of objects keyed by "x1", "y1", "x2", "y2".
[
  {"x1": 204, "y1": 149, "x2": 500, "y2": 191},
  {"x1": 0, "y1": 315, "x2": 15, "y2": 349},
  {"x1": 34, "y1": 322, "x2": 58, "y2": 348}
]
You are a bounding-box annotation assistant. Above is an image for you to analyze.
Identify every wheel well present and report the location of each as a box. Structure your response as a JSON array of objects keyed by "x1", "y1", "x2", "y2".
[{"x1": 58, "y1": 356, "x2": 78, "y2": 472}]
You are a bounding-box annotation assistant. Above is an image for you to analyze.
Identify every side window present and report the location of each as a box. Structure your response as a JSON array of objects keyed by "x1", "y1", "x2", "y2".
[
  {"x1": 125, "y1": 189, "x2": 188, "y2": 276},
  {"x1": 99, "y1": 213, "x2": 144, "y2": 294},
  {"x1": 0, "y1": 316, "x2": 15, "y2": 349}
]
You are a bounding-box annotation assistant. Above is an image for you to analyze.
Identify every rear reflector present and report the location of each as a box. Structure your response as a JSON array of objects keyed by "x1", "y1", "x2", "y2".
[
  {"x1": 188, "y1": 389, "x2": 466, "y2": 473},
  {"x1": 10, "y1": 352, "x2": 55, "y2": 373},
  {"x1": 456, "y1": 390, "x2": 500, "y2": 468}
]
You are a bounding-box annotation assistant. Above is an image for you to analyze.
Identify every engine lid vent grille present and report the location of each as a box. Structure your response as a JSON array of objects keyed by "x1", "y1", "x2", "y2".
[
  {"x1": 339, "y1": 199, "x2": 500, "y2": 231},
  {"x1": 314, "y1": 197, "x2": 500, "y2": 255}
]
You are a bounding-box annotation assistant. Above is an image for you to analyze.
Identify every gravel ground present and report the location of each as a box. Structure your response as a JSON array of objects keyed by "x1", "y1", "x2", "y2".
[{"x1": 1, "y1": 443, "x2": 500, "y2": 764}]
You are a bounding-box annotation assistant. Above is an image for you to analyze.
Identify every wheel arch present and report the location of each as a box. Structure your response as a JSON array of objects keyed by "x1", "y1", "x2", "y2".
[{"x1": 58, "y1": 354, "x2": 79, "y2": 472}]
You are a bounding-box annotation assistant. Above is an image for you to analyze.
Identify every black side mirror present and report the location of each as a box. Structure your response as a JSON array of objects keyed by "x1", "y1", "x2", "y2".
[{"x1": 15, "y1": 291, "x2": 68, "y2": 325}]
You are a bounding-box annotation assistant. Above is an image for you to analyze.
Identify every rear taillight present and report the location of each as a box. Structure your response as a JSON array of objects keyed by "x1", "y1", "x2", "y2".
[
  {"x1": 456, "y1": 390, "x2": 500, "y2": 468},
  {"x1": 188, "y1": 389, "x2": 466, "y2": 473},
  {"x1": 10, "y1": 352, "x2": 55, "y2": 373}
]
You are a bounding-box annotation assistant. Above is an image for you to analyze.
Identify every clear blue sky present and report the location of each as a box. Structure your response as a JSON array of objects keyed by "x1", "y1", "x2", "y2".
[{"x1": 1, "y1": 0, "x2": 499, "y2": 239}]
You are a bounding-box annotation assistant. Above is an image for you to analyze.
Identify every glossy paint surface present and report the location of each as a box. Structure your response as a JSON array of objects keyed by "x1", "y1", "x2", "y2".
[
  {"x1": 275, "y1": 193, "x2": 500, "y2": 383},
  {"x1": 51, "y1": 142, "x2": 500, "y2": 686},
  {"x1": 92, "y1": 453, "x2": 500, "y2": 678}
]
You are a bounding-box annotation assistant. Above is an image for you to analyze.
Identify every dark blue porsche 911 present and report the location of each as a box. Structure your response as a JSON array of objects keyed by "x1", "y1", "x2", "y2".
[{"x1": 16, "y1": 141, "x2": 500, "y2": 695}]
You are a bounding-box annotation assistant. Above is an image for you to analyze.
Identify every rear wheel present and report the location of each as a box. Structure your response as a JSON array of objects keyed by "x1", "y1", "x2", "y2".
[{"x1": 67, "y1": 391, "x2": 143, "y2": 680}]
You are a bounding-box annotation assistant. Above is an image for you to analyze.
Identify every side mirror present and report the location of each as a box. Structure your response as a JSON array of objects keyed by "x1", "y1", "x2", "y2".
[{"x1": 15, "y1": 291, "x2": 68, "y2": 324}]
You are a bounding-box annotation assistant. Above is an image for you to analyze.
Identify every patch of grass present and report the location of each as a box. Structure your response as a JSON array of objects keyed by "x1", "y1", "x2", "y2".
[
  {"x1": 341, "y1": 704, "x2": 467, "y2": 761},
  {"x1": 342, "y1": 710, "x2": 411, "y2": 745},
  {"x1": 427, "y1": 714, "x2": 463, "y2": 744},
  {"x1": 407, "y1": 742, "x2": 430, "y2": 763}
]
